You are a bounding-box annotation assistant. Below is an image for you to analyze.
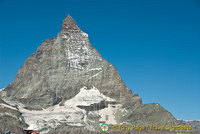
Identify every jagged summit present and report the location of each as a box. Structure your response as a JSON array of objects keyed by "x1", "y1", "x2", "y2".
[
  {"x1": 61, "y1": 14, "x2": 81, "y2": 33},
  {"x1": 0, "y1": 15, "x2": 141, "y2": 110}
]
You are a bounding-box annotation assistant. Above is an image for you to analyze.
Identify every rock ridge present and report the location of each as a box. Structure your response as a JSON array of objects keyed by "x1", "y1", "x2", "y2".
[{"x1": 0, "y1": 15, "x2": 142, "y2": 110}]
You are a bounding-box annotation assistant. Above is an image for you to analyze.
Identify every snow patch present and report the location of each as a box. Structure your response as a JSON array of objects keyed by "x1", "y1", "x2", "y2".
[
  {"x1": 98, "y1": 104, "x2": 119, "y2": 124},
  {"x1": 89, "y1": 104, "x2": 126, "y2": 125},
  {"x1": 184, "y1": 120, "x2": 200, "y2": 122},
  {"x1": 0, "y1": 88, "x2": 5, "y2": 91},
  {"x1": 87, "y1": 68, "x2": 102, "y2": 71},
  {"x1": 62, "y1": 34, "x2": 69, "y2": 40},
  {"x1": 81, "y1": 32, "x2": 88, "y2": 37},
  {"x1": 14, "y1": 86, "x2": 117, "y2": 133},
  {"x1": 0, "y1": 103, "x2": 17, "y2": 111},
  {"x1": 88, "y1": 71, "x2": 102, "y2": 80},
  {"x1": 65, "y1": 86, "x2": 115, "y2": 107},
  {"x1": 17, "y1": 103, "x2": 86, "y2": 132}
]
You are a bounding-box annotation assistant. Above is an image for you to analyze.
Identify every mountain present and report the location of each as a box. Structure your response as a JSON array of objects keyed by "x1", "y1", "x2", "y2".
[
  {"x1": 0, "y1": 15, "x2": 198, "y2": 134},
  {"x1": 0, "y1": 15, "x2": 141, "y2": 110}
]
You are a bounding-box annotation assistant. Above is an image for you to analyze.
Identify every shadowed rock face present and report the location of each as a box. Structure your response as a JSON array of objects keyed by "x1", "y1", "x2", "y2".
[{"x1": 0, "y1": 15, "x2": 141, "y2": 110}]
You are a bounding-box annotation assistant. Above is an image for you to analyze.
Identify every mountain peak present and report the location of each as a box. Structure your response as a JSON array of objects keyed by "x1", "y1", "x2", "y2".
[{"x1": 61, "y1": 14, "x2": 81, "y2": 33}]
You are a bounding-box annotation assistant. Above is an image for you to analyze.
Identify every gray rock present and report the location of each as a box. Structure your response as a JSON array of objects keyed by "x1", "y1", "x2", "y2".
[
  {"x1": 0, "y1": 99, "x2": 27, "y2": 133},
  {"x1": 0, "y1": 15, "x2": 141, "y2": 110}
]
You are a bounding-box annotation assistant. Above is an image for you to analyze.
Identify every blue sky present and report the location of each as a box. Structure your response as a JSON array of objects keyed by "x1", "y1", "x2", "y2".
[{"x1": 0, "y1": 0, "x2": 199, "y2": 120}]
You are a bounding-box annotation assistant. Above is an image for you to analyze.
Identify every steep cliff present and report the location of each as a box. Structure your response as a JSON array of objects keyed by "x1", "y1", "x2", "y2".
[{"x1": 0, "y1": 15, "x2": 141, "y2": 110}]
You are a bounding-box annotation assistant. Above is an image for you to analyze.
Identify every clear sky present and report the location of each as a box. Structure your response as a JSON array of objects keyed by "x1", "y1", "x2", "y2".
[{"x1": 0, "y1": 0, "x2": 199, "y2": 120}]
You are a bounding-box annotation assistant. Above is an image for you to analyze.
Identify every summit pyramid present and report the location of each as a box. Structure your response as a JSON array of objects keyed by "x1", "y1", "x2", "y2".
[{"x1": 0, "y1": 15, "x2": 141, "y2": 110}]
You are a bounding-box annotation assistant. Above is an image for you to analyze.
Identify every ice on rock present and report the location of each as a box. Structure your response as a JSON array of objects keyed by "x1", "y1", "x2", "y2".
[
  {"x1": 17, "y1": 86, "x2": 116, "y2": 133},
  {"x1": 65, "y1": 86, "x2": 115, "y2": 107},
  {"x1": 0, "y1": 88, "x2": 5, "y2": 91},
  {"x1": 81, "y1": 32, "x2": 88, "y2": 37}
]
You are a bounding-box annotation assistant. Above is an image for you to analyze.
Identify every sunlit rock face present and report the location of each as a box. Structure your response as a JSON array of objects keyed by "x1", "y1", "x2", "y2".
[
  {"x1": 0, "y1": 15, "x2": 141, "y2": 110},
  {"x1": 0, "y1": 15, "x2": 142, "y2": 133},
  {"x1": 0, "y1": 15, "x2": 198, "y2": 134}
]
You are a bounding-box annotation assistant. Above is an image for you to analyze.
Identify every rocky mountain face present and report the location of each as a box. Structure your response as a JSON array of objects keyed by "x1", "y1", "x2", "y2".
[
  {"x1": 184, "y1": 120, "x2": 200, "y2": 133},
  {"x1": 0, "y1": 15, "x2": 198, "y2": 134},
  {"x1": 0, "y1": 15, "x2": 141, "y2": 110},
  {"x1": 0, "y1": 99, "x2": 27, "y2": 133}
]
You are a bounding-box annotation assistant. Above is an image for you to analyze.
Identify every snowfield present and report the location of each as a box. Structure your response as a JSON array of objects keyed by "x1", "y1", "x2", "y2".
[
  {"x1": 14, "y1": 86, "x2": 123, "y2": 133},
  {"x1": 65, "y1": 86, "x2": 115, "y2": 106}
]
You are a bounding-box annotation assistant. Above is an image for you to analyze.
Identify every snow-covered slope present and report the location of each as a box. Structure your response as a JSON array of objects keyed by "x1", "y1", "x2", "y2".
[
  {"x1": 19, "y1": 104, "x2": 85, "y2": 132},
  {"x1": 16, "y1": 86, "x2": 122, "y2": 133},
  {"x1": 0, "y1": 88, "x2": 5, "y2": 91},
  {"x1": 65, "y1": 86, "x2": 115, "y2": 106}
]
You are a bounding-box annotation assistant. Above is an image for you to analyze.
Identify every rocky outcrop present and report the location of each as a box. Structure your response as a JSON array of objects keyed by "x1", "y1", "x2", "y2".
[
  {"x1": 123, "y1": 103, "x2": 183, "y2": 126},
  {"x1": 0, "y1": 99, "x2": 27, "y2": 133},
  {"x1": 0, "y1": 15, "x2": 141, "y2": 110},
  {"x1": 184, "y1": 120, "x2": 200, "y2": 133}
]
